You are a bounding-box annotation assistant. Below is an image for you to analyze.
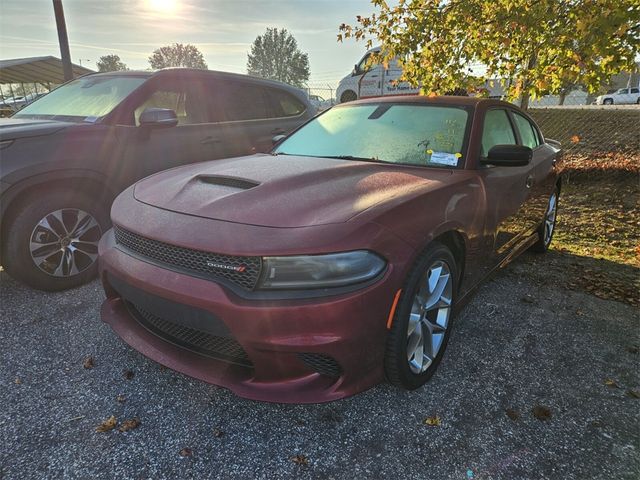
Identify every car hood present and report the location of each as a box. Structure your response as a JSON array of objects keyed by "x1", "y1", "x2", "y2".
[
  {"x1": 0, "y1": 117, "x2": 74, "y2": 140},
  {"x1": 133, "y1": 154, "x2": 452, "y2": 228}
]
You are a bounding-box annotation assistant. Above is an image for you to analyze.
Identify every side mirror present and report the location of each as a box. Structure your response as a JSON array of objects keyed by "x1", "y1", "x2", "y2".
[
  {"x1": 272, "y1": 134, "x2": 287, "y2": 146},
  {"x1": 139, "y1": 108, "x2": 178, "y2": 128},
  {"x1": 482, "y1": 145, "x2": 532, "y2": 167},
  {"x1": 352, "y1": 64, "x2": 359, "y2": 76}
]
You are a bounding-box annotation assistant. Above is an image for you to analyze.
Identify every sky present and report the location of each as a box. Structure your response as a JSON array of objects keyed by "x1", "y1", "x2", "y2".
[{"x1": 0, "y1": 0, "x2": 377, "y2": 88}]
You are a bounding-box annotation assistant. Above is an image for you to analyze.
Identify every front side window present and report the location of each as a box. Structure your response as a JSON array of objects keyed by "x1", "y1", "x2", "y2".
[
  {"x1": 134, "y1": 81, "x2": 211, "y2": 126},
  {"x1": 631, "y1": 88, "x2": 639, "y2": 94},
  {"x1": 616, "y1": 88, "x2": 629, "y2": 94},
  {"x1": 512, "y1": 112, "x2": 539, "y2": 149},
  {"x1": 15, "y1": 75, "x2": 146, "y2": 122},
  {"x1": 481, "y1": 109, "x2": 516, "y2": 156},
  {"x1": 274, "y1": 104, "x2": 469, "y2": 167}
]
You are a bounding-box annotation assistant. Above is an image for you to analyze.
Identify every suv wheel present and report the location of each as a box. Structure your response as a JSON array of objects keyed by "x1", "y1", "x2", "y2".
[
  {"x1": 3, "y1": 188, "x2": 110, "y2": 291},
  {"x1": 603, "y1": 98, "x2": 614, "y2": 105}
]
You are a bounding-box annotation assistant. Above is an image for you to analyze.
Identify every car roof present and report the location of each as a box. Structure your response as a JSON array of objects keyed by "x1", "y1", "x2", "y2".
[
  {"x1": 84, "y1": 68, "x2": 302, "y2": 91},
  {"x1": 347, "y1": 95, "x2": 514, "y2": 109}
]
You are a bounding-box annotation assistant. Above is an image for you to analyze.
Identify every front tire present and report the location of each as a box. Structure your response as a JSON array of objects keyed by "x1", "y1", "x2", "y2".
[
  {"x1": 385, "y1": 242, "x2": 458, "y2": 390},
  {"x1": 603, "y1": 98, "x2": 614, "y2": 105},
  {"x1": 340, "y1": 90, "x2": 358, "y2": 103},
  {"x1": 2, "y1": 188, "x2": 110, "y2": 291}
]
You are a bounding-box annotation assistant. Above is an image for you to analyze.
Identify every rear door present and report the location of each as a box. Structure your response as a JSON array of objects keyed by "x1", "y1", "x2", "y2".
[{"x1": 212, "y1": 81, "x2": 310, "y2": 156}]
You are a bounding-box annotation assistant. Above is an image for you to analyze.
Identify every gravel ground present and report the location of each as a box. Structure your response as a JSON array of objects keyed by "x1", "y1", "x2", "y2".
[{"x1": 1, "y1": 252, "x2": 638, "y2": 480}]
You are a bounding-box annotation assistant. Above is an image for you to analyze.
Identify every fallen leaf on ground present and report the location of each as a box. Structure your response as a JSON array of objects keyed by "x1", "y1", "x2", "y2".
[
  {"x1": 520, "y1": 295, "x2": 535, "y2": 304},
  {"x1": 83, "y1": 356, "x2": 94, "y2": 369},
  {"x1": 123, "y1": 370, "x2": 135, "y2": 380},
  {"x1": 626, "y1": 389, "x2": 640, "y2": 399},
  {"x1": 505, "y1": 408, "x2": 520, "y2": 421},
  {"x1": 95, "y1": 415, "x2": 117, "y2": 432},
  {"x1": 290, "y1": 454, "x2": 309, "y2": 466},
  {"x1": 532, "y1": 405, "x2": 552, "y2": 421},
  {"x1": 604, "y1": 379, "x2": 619, "y2": 388},
  {"x1": 119, "y1": 417, "x2": 140, "y2": 432},
  {"x1": 423, "y1": 415, "x2": 441, "y2": 426},
  {"x1": 213, "y1": 428, "x2": 224, "y2": 437},
  {"x1": 626, "y1": 345, "x2": 639, "y2": 354},
  {"x1": 179, "y1": 447, "x2": 193, "y2": 457},
  {"x1": 116, "y1": 394, "x2": 126, "y2": 403},
  {"x1": 14, "y1": 377, "x2": 21, "y2": 384}
]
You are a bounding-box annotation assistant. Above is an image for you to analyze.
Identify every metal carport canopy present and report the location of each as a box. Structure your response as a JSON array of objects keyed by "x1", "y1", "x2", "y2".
[{"x1": 0, "y1": 56, "x2": 94, "y2": 84}]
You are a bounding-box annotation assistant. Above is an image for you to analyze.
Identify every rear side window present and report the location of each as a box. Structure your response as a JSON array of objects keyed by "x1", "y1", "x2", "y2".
[
  {"x1": 631, "y1": 88, "x2": 639, "y2": 94},
  {"x1": 217, "y1": 83, "x2": 270, "y2": 121},
  {"x1": 268, "y1": 88, "x2": 306, "y2": 117},
  {"x1": 512, "y1": 112, "x2": 539, "y2": 149},
  {"x1": 481, "y1": 109, "x2": 516, "y2": 156}
]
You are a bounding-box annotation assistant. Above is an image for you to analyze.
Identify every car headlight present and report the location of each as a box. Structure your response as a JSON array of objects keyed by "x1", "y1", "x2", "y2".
[{"x1": 258, "y1": 251, "x2": 386, "y2": 289}]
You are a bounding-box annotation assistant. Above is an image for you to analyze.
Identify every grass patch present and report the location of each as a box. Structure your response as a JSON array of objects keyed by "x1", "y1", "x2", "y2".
[{"x1": 541, "y1": 154, "x2": 639, "y2": 306}]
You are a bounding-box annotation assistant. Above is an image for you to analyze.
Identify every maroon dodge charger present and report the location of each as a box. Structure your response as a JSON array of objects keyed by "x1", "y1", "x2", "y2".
[{"x1": 99, "y1": 96, "x2": 560, "y2": 403}]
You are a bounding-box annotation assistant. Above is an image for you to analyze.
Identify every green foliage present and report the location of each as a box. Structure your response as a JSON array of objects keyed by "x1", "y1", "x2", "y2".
[
  {"x1": 148, "y1": 43, "x2": 207, "y2": 70},
  {"x1": 338, "y1": 0, "x2": 640, "y2": 107},
  {"x1": 96, "y1": 54, "x2": 128, "y2": 72},
  {"x1": 247, "y1": 28, "x2": 310, "y2": 87}
]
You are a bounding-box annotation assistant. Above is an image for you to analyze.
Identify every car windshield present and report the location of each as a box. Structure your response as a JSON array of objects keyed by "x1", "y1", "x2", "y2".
[
  {"x1": 273, "y1": 103, "x2": 469, "y2": 168},
  {"x1": 14, "y1": 75, "x2": 146, "y2": 122}
]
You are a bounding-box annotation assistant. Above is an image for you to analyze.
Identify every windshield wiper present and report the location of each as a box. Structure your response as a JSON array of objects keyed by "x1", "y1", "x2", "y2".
[{"x1": 323, "y1": 155, "x2": 386, "y2": 163}]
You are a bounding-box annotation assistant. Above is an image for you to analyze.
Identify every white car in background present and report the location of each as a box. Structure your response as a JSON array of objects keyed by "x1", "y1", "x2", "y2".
[
  {"x1": 336, "y1": 47, "x2": 419, "y2": 103},
  {"x1": 308, "y1": 94, "x2": 334, "y2": 111},
  {"x1": 595, "y1": 87, "x2": 640, "y2": 105}
]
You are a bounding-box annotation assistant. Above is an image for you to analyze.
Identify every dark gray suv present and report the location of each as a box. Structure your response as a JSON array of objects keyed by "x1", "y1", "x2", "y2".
[{"x1": 0, "y1": 68, "x2": 314, "y2": 291}]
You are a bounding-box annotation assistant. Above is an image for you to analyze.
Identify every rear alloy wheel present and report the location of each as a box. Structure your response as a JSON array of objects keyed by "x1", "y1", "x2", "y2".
[
  {"x1": 3, "y1": 188, "x2": 109, "y2": 291},
  {"x1": 532, "y1": 188, "x2": 558, "y2": 253},
  {"x1": 385, "y1": 243, "x2": 458, "y2": 389}
]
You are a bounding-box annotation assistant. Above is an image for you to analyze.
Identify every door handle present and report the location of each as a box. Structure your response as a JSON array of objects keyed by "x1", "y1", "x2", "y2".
[
  {"x1": 201, "y1": 136, "x2": 221, "y2": 145},
  {"x1": 525, "y1": 175, "x2": 534, "y2": 189}
]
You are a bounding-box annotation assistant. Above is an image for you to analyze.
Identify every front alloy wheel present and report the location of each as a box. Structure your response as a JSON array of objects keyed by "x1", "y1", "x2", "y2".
[
  {"x1": 385, "y1": 242, "x2": 458, "y2": 390},
  {"x1": 407, "y1": 261, "x2": 453, "y2": 374},
  {"x1": 30, "y1": 208, "x2": 102, "y2": 277}
]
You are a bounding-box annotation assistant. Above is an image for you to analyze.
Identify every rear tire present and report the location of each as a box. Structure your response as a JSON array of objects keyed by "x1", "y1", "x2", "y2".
[
  {"x1": 385, "y1": 242, "x2": 458, "y2": 390},
  {"x1": 2, "y1": 187, "x2": 110, "y2": 291},
  {"x1": 531, "y1": 187, "x2": 559, "y2": 253}
]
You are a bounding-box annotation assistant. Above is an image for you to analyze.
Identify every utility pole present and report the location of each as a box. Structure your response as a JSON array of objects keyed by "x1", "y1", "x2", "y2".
[{"x1": 52, "y1": 0, "x2": 73, "y2": 81}]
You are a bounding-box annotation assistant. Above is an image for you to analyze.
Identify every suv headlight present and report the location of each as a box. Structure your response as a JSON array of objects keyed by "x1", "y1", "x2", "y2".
[{"x1": 258, "y1": 251, "x2": 386, "y2": 289}]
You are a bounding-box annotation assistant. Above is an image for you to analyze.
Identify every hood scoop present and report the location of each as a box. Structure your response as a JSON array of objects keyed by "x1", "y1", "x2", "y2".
[{"x1": 197, "y1": 174, "x2": 260, "y2": 190}]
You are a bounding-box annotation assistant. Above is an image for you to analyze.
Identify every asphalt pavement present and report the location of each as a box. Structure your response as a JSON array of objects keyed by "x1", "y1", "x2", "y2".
[{"x1": 1, "y1": 253, "x2": 638, "y2": 480}]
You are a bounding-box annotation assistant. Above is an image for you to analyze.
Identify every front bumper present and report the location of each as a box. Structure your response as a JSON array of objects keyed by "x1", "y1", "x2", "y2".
[{"x1": 99, "y1": 229, "x2": 404, "y2": 403}]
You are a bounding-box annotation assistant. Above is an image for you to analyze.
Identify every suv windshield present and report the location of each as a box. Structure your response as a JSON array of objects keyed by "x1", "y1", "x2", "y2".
[
  {"x1": 274, "y1": 103, "x2": 469, "y2": 167},
  {"x1": 14, "y1": 75, "x2": 146, "y2": 122}
]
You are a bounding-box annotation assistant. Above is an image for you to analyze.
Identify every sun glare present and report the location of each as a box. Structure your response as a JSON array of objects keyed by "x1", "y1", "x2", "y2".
[{"x1": 148, "y1": 0, "x2": 177, "y2": 13}]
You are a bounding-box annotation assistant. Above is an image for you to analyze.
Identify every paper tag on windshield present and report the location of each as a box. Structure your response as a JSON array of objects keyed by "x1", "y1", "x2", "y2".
[{"x1": 429, "y1": 151, "x2": 459, "y2": 166}]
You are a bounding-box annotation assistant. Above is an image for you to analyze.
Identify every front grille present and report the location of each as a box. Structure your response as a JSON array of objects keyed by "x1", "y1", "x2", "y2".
[
  {"x1": 114, "y1": 225, "x2": 261, "y2": 290},
  {"x1": 127, "y1": 302, "x2": 253, "y2": 367},
  {"x1": 298, "y1": 353, "x2": 342, "y2": 378}
]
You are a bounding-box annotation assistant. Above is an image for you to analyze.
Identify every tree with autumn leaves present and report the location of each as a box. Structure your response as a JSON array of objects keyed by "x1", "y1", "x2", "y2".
[{"x1": 338, "y1": 0, "x2": 639, "y2": 108}]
